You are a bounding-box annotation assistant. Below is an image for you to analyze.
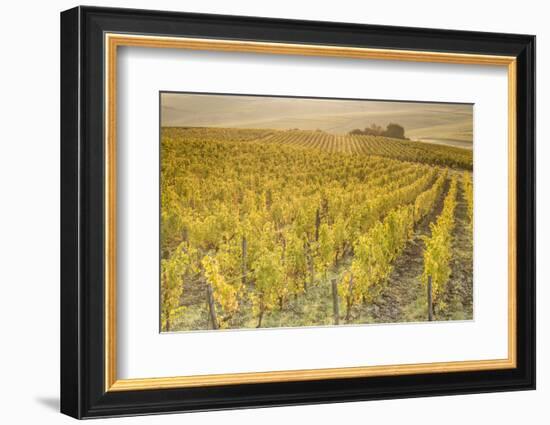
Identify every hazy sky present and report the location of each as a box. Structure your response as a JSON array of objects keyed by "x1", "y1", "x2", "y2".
[{"x1": 161, "y1": 93, "x2": 473, "y2": 146}]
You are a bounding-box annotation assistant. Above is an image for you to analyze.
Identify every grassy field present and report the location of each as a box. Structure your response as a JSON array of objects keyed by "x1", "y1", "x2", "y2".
[
  {"x1": 162, "y1": 95, "x2": 473, "y2": 143},
  {"x1": 160, "y1": 127, "x2": 473, "y2": 332}
]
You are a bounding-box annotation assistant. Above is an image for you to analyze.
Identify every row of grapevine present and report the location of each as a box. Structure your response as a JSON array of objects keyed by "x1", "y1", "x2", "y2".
[
  {"x1": 161, "y1": 242, "x2": 195, "y2": 331},
  {"x1": 337, "y1": 172, "x2": 448, "y2": 322},
  {"x1": 421, "y1": 176, "x2": 458, "y2": 310},
  {"x1": 339, "y1": 205, "x2": 414, "y2": 322},
  {"x1": 462, "y1": 171, "x2": 474, "y2": 231},
  {"x1": 414, "y1": 171, "x2": 447, "y2": 222}
]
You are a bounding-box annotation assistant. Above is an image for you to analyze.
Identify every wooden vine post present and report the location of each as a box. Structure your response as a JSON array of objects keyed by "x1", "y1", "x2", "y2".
[
  {"x1": 427, "y1": 275, "x2": 433, "y2": 322},
  {"x1": 206, "y1": 284, "x2": 219, "y2": 330},
  {"x1": 241, "y1": 236, "x2": 247, "y2": 285},
  {"x1": 331, "y1": 278, "x2": 340, "y2": 325}
]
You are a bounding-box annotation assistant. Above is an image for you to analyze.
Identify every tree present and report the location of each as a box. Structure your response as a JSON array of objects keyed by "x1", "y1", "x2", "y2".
[
  {"x1": 348, "y1": 123, "x2": 406, "y2": 139},
  {"x1": 383, "y1": 123, "x2": 406, "y2": 139}
]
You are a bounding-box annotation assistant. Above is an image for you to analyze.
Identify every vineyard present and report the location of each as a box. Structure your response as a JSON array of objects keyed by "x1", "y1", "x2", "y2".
[{"x1": 161, "y1": 127, "x2": 473, "y2": 331}]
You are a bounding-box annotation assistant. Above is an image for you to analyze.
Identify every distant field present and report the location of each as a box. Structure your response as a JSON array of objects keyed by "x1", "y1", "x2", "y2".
[
  {"x1": 415, "y1": 138, "x2": 474, "y2": 150},
  {"x1": 162, "y1": 95, "x2": 473, "y2": 144},
  {"x1": 161, "y1": 127, "x2": 473, "y2": 332}
]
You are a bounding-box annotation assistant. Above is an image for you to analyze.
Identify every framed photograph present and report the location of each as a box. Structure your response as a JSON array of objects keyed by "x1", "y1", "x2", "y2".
[{"x1": 60, "y1": 6, "x2": 535, "y2": 419}]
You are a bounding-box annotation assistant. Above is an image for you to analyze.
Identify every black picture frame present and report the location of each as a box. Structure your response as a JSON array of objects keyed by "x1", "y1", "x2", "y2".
[{"x1": 61, "y1": 5, "x2": 535, "y2": 419}]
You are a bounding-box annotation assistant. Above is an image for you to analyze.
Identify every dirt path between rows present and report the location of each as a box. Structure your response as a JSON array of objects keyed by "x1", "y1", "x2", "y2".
[{"x1": 440, "y1": 177, "x2": 474, "y2": 320}]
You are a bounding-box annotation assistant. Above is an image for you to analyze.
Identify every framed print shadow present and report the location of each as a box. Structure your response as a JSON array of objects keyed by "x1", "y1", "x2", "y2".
[{"x1": 60, "y1": 6, "x2": 536, "y2": 419}]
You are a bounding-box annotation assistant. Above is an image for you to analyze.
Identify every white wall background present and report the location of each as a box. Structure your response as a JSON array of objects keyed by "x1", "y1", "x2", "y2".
[{"x1": 0, "y1": 0, "x2": 544, "y2": 423}]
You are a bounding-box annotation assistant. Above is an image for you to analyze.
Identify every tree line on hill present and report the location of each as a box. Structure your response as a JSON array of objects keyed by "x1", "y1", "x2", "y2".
[{"x1": 349, "y1": 123, "x2": 407, "y2": 140}]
